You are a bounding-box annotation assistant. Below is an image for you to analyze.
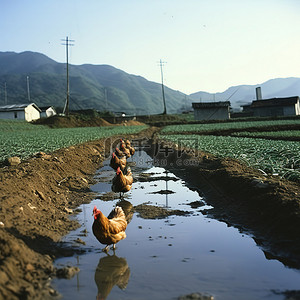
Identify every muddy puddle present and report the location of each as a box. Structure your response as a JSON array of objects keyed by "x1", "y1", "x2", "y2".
[{"x1": 53, "y1": 149, "x2": 300, "y2": 300}]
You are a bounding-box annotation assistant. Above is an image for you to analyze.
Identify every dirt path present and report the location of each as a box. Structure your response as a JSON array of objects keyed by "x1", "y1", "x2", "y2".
[{"x1": 0, "y1": 126, "x2": 299, "y2": 299}]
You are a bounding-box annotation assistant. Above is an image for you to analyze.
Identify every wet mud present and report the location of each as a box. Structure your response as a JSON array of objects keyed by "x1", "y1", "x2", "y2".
[{"x1": 0, "y1": 126, "x2": 300, "y2": 299}]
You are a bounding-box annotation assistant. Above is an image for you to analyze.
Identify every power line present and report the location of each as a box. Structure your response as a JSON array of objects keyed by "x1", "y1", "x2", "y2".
[{"x1": 61, "y1": 36, "x2": 75, "y2": 116}]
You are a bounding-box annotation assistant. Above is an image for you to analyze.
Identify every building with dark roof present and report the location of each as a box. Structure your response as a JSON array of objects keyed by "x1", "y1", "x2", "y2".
[
  {"x1": 243, "y1": 96, "x2": 300, "y2": 117},
  {"x1": 192, "y1": 101, "x2": 231, "y2": 121}
]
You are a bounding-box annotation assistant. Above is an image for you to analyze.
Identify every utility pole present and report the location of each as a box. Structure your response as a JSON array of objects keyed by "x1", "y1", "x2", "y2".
[
  {"x1": 104, "y1": 87, "x2": 108, "y2": 111},
  {"x1": 61, "y1": 36, "x2": 74, "y2": 115},
  {"x1": 26, "y1": 76, "x2": 31, "y2": 102},
  {"x1": 158, "y1": 59, "x2": 167, "y2": 115},
  {"x1": 4, "y1": 82, "x2": 7, "y2": 105}
]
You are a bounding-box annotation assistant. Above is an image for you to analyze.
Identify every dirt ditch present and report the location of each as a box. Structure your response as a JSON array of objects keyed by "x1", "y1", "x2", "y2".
[
  {"x1": 0, "y1": 126, "x2": 300, "y2": 299},
  {"x1": 149, "y1": 139, "x2": 300, "y2": 268}
]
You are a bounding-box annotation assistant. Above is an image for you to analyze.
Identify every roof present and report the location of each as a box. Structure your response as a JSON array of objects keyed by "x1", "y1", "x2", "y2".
[
  {"x1": 192, "y1": 101, "x2": 231, "y2": 109},
  {"x1": 0, "y1": 103, "x2": 41, "y2": 112},
  {"x1": 39, "y1": 106, "x2": 56, "y2": 111},
  {"x1": 250, "y1": 96, "x2": 299, "y2": 108}
]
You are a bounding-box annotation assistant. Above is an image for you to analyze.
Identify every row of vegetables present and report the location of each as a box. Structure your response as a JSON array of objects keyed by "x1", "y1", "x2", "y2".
[
  {"x1": 2, "y1": 118, "x2": 300, "y2": 182},
  {"x1": 159, "y1": 134, "x2": 300, "y2": 181},
  {"x1": 160, "y1": 119, "x2": 300, "y2": 134},
  {"x1": 0, "y1": 119, "x2": 147, "y2": 163},
  {"x1": 159, "y1": 118, "x2": 300, "y2": 182}
]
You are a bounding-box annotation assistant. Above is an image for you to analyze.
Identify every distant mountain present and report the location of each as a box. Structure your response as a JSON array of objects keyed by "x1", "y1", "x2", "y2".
[
  {"x1": 0, "y1": 51, "x2": 57, "y2": 74},
  {"x1": 0, "y1": 51, "x2": 186, "y2": 115},
  {"x1": 0, "y1": 51, "x2": 299, "y2": 114},
  {"x1": 189, "y1": 77, "x2": 300, "y2": 111}
]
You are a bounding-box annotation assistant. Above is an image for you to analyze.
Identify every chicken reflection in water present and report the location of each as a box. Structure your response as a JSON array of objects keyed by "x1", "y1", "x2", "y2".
[
  {"x1": 94, "y1": 253, "x2": 130, "y2": 300},
  {"x1": 115, "y1": 199, "x2": 133, "y2": 224}
]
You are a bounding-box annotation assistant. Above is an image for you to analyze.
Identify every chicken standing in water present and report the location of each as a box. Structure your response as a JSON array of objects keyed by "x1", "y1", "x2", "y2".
[
  {"x1": 119, "y1": 142, "x2": 131, "y2": 158},
  {"x1": 125, "y1": 139, "x2": 135, "y2": 156},
  {"x1": 110, "y1": 152, "x2": 127, "y2": 172},
  {"x1": 112, "y1": 167, "x2": 133, "y2": 197},
  {"x1": 92, "y1": 206, "x2": 127, "y2": 252},
  {"x1": 115, "y1": 147, "x2": 125, "y2": 158}
]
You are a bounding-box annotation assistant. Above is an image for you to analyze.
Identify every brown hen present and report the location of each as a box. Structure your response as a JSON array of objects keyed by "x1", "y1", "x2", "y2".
[
  {"x1": 124, "y1": 139, "x2": 135, "y2": 155},
  {"x1": 110, "y1": 152, "x2": 127, "y2": 171},
  {"x1": 119, "y1": 142, "x2": 131, "y2": 158},
  {"x1": 92, "y1": 206, "x2": 127, "y2": 252},
  {"x1": 115, "y1": 147, "x2": 125, "y2": 158},
  {"x1": 112, "y1": 167, "x2": 133, "y2": 197}
]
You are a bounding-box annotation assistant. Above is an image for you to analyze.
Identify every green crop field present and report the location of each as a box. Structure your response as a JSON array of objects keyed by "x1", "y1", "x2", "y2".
[
  {"x1": 159, "y1": 118, "x2": 300, "y2": 182},
  {"x1": 0, "y1": 119, "x2": 147, "y2": 162},
  {"x1": 159, "y1": 133, "x2": 300, "y2": 181},
  {"x1": 232, "y1": 130, "x2": 300, "y2": 138},
  {"x1": 160, "y1": 119, "x2": 300, "y2": 134}
]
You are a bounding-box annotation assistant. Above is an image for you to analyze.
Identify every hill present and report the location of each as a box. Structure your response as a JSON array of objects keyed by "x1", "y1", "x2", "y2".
[
  {"x1": 0, "y1": 51, "x2": 186, "y2": 115},
  {"x1": 189, "y1": 77, "x2": 300, "y2": 111},
  {"x1": 1, "y1": 51, "x2": 299, "y2": 113}
]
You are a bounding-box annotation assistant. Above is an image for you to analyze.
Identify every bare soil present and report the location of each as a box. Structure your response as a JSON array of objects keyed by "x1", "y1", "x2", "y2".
[
  {"x1": 0, "y1": 125, "x2": 300, "y2": 299},
  {"x1": 33, "y1": 115, "x2": 145, "y2": 128}
]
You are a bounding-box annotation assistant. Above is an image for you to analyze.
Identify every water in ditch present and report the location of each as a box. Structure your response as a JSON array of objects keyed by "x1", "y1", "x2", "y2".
[{"x1": 53, "y1": 149, "x2": 300, "y2": 300}]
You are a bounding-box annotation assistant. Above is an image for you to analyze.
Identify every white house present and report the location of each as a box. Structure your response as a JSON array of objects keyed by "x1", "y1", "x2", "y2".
[
  {"x1": 0, "y1": 103, "x2": 41, "y2": 122},
  {"x1": 39, "y1": 106, "x2": 57, "y2": 118}
]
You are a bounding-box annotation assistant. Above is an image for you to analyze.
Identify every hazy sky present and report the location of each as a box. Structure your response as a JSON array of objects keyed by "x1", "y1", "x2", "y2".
[{"x1": 2, "y1": 0, "x2": 300, "y2": 94}]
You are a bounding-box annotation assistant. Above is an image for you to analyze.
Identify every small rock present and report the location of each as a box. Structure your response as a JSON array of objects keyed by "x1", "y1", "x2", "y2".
[
  {"x1": 49, "y1": 288, "x2": 60, "y2": 297},
  {"x1": 27, "y1": 203, "x2": 37, "y2": 210},
  {"x1": 64, "y1": 207, "x2": 73, "y2": 214},
  {"x1": 178, "y1": 292, "x2": 214, "y2": 300},
  {"x1": 53, "y1": 156, "x2": 63, "y2": 163},
  {"x1": 35, "y1": 152, "x2": 52, "y2": 160},
  {"x1": 81, "y1": 177, "x2": 88, "y2": 183},
  {"x1": 75, "y1": 238, "x2": 86, "y2": 245},
  {"x1": 26, "y1": 263, "x2": 35, "y2": 272},
  {"x1": 188, "y1": 201, "x2": 205, "y2": 209},
  {"x1": 56, "y1": 266, "x2": 80, "y2": 279},
  {"x1": 6, "y1": 156, "x2": 21, "y2": 166},
  {"x1": 35, "y1": 190, "x2": 47, "y2": 201}
]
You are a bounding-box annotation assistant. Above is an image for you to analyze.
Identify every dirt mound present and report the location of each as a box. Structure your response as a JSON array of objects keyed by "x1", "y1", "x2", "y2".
[
  {"x1": 34, "y1": 115, "x2": 112, "y2": 128},
  {"x1": 122, "y1": 120, "x2": 146, "y2": 126},
  {"x1": 34, "y1": 115, "x2": 146, "y2": 128}
]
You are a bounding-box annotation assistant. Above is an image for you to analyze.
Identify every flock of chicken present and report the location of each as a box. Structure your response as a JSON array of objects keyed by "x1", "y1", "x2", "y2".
[{"x1": 92, "y1": 139, "x2": 135, "y2": 252}]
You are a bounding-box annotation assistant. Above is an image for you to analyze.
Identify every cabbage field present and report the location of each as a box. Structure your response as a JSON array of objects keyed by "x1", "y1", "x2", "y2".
[
  {"x1": 159, "y1": 119, "x2": 300, "y2": 182},
  {"x1": 0, "y1": 119, "x2": 147, "y2": 163},
  {"x1": 160, "y1": 119, "x2": 300, "y2": 134},
  {"x1": 232, "y1": 130, "x2": 300, "y2": 138},
  {"x1": 2, "y1": 118, "x2": 300, "y2": 182}
]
